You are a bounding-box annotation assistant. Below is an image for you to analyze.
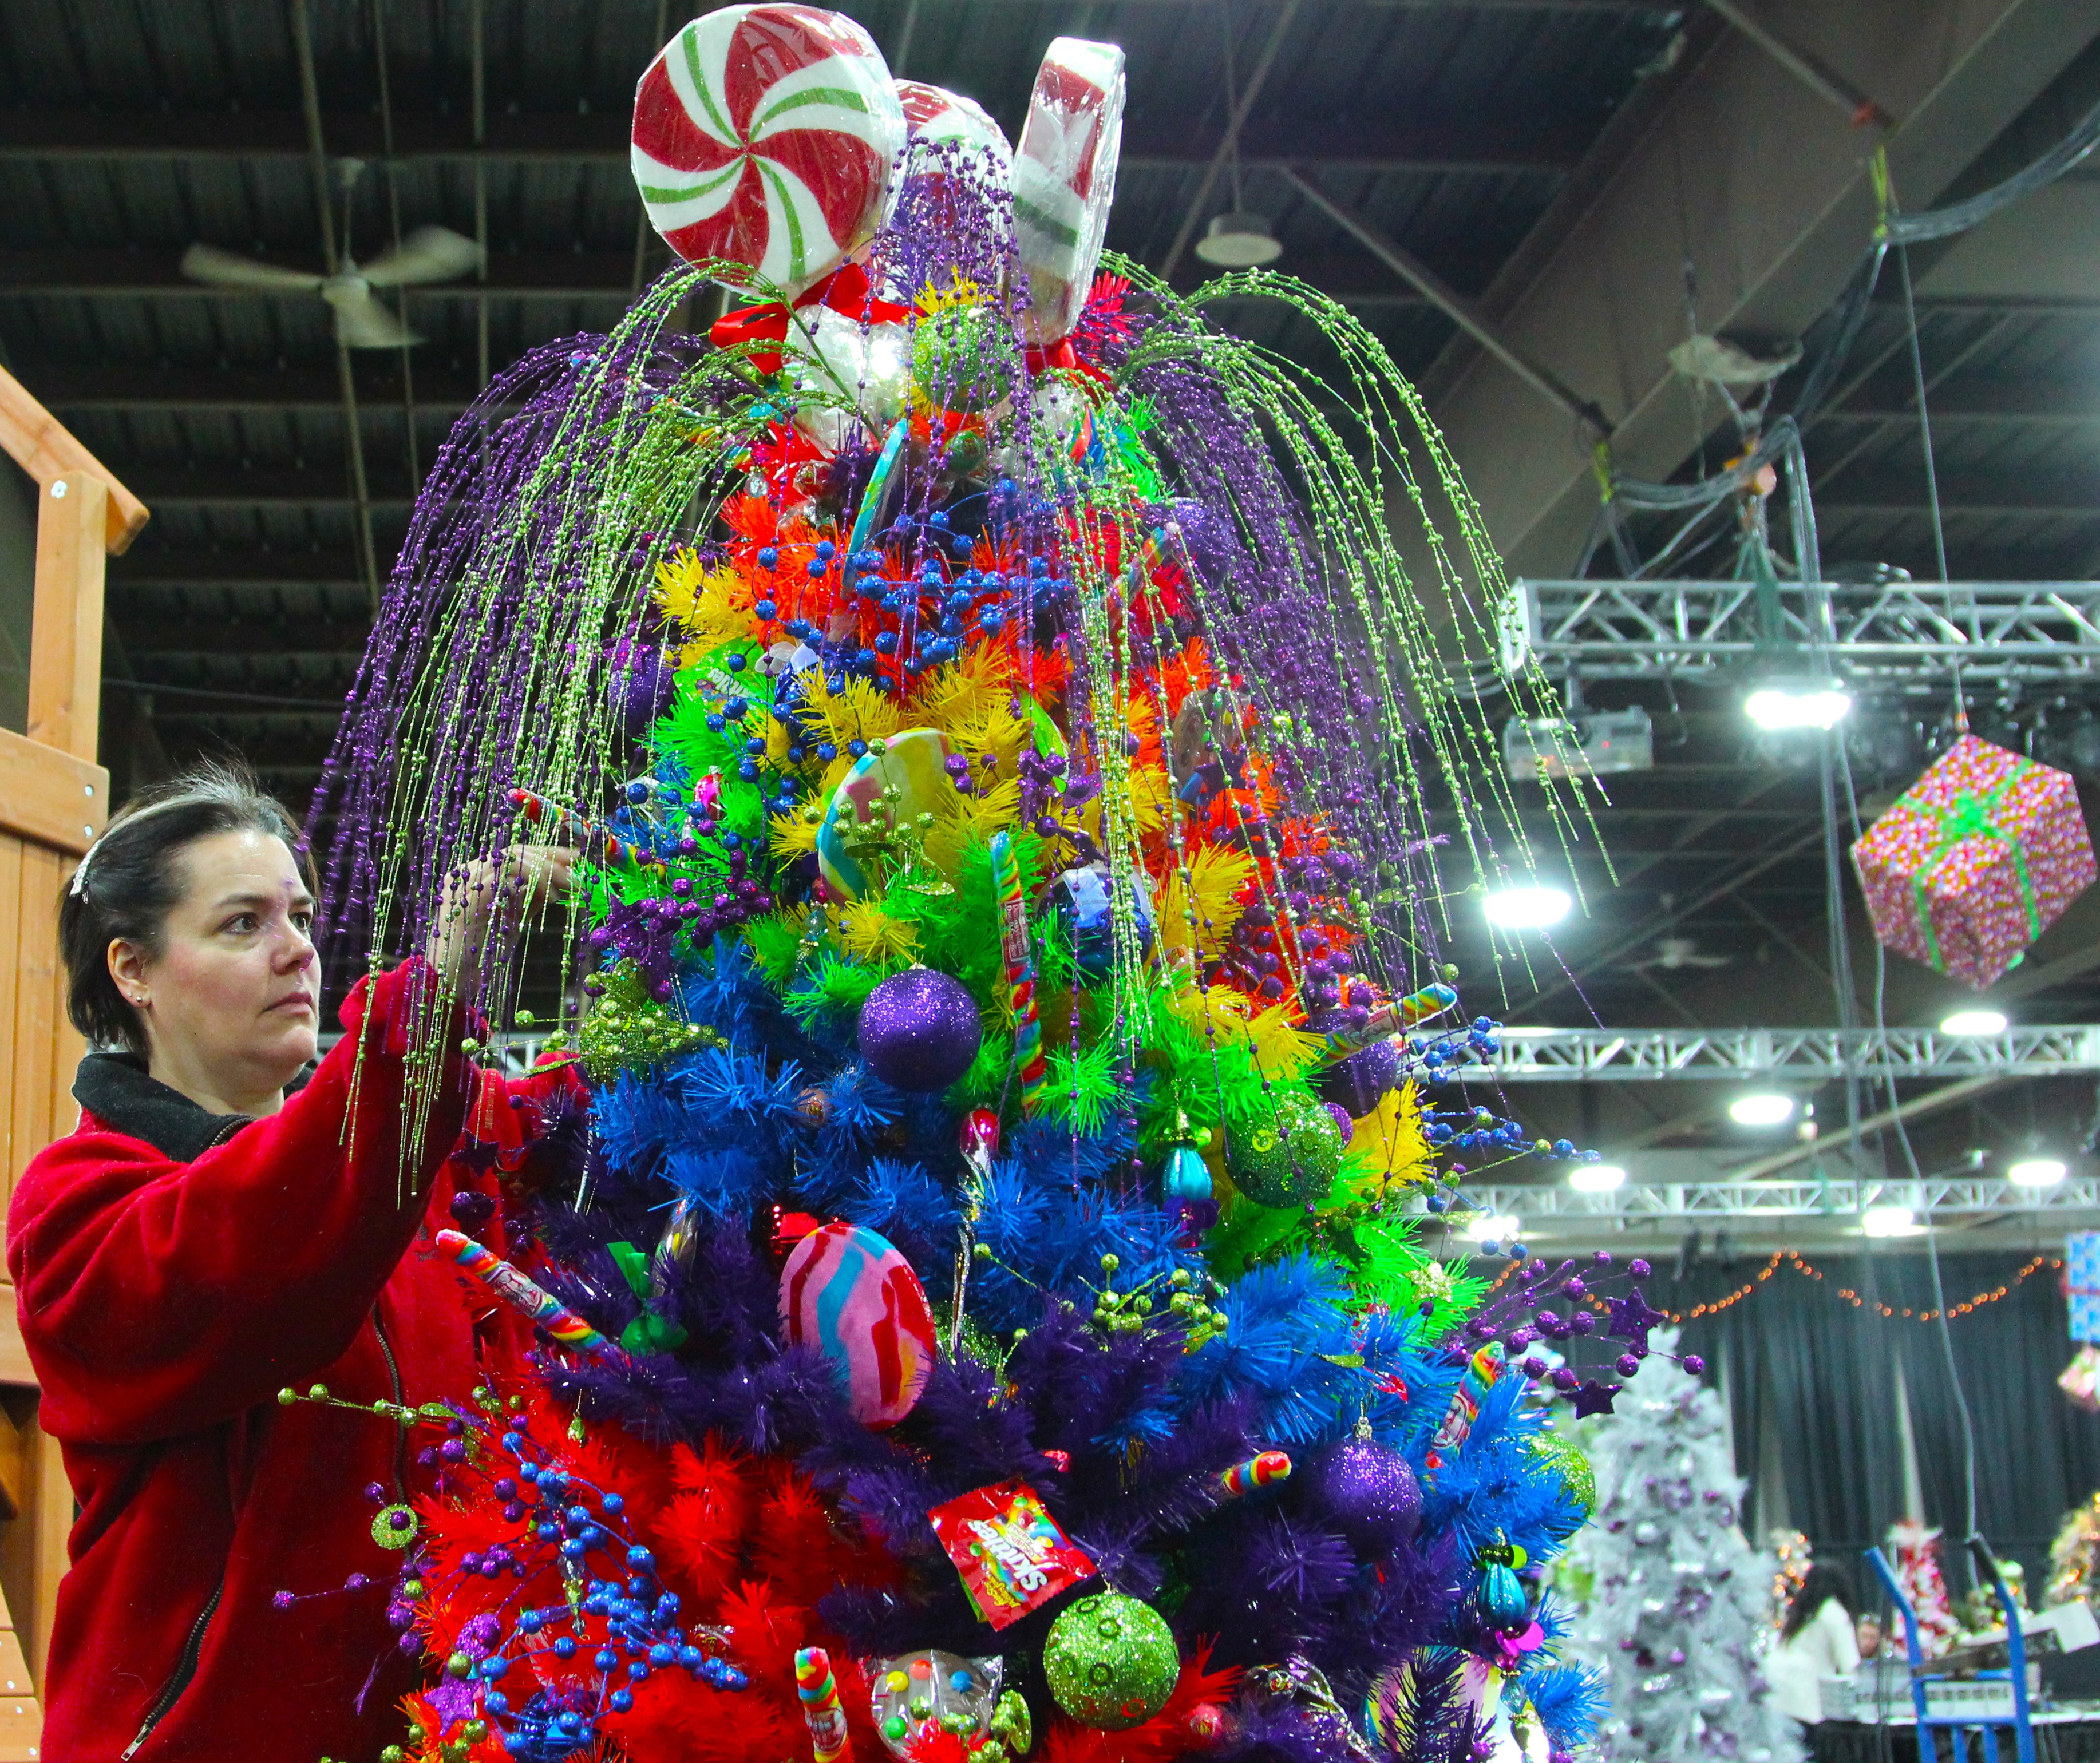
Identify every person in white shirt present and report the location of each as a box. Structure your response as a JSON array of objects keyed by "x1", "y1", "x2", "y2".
[{"x1": 1769, "y1": 1566, "x2": 1864, "y2": 1726}]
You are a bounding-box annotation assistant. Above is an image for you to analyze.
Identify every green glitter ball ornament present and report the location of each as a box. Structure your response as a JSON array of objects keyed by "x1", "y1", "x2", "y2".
[
  {"x1": 1529, "y1": 1433, "x2": 1595, "y2": 1518},
  {"x1": 1231, "y1": 1088, "x2": 1344, "y2": 1209},
  {"x1": 1042, "y1": 1591, "x2": 1180, "y2": 1729},
  {"x1": 911, "y1": 303, "x2": 1014, "y2": 413},
  {"x1": 577, "y1": 960, "x2": 718, "y2": 1082}
]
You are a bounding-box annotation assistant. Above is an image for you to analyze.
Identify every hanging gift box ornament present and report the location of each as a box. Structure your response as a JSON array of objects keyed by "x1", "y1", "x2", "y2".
[
  {"x1": 1010, "y1": 38, "x2": 1125, "y2": 343},
  {"x1": 2071, "y1": 1231, "x2": 2100, "y2": 1344},
  {"x1": 1851, "y1": 734, "x2": 2096, "y2": 989},
  {"x1": 779, "y1": 1221, "x2": 937, "y2": 1426},
  {"x1": 631, "y1": 5, "x2": 905, "y2": 298},
  {"x1": 926, "y1": 1479, "x2": 1097, "y2": 1629}
]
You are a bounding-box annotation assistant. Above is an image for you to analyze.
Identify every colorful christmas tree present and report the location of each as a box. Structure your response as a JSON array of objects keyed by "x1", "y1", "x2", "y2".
[
  {"x1": 1558, "y1": 1332, "x2": 1799, "y2": 1763},
  {"x1": 306, "y1": 11, "x2": 1661, "y2": 1763},
  {"x1": 1887, "y1": 1522, "x2": 1960, "y2": 1657},
  {"x1": 1767, "y1": 1531, "x2": 1813, "y2": 1634},
  {"x1": 2050, "y1": 1492, "x2": 2100, "y2": 1607}
]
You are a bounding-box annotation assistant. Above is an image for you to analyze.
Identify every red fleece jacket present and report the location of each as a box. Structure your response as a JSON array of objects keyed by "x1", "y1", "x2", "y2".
[{"x1": 8, "y1": 962, "x2": 578, "y2": 1761}]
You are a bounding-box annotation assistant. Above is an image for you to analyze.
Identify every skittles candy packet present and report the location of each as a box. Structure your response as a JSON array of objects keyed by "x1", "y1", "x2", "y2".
[{"x1": 927, "y1": 1480, "x2": 1096, "y2": 1629}]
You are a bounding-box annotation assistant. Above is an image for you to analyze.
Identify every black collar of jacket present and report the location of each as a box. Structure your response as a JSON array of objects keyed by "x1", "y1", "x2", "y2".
[{"x1": 73, "y1": 1052, "x2": 313, "y2": 1164}]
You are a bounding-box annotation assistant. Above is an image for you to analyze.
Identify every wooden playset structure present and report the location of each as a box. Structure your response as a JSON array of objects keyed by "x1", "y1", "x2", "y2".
[{"x1": 0, "y1": 363, "x2": 149, "y2": 1757}]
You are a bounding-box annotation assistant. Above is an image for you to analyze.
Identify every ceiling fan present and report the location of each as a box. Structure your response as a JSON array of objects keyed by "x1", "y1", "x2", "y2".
[
  {"x1": 1621, "y1": 936, "x2": 1732, "y2": 973},
  {"x1": 180, "y1": 158, "x2": 481, "y2": 349}
]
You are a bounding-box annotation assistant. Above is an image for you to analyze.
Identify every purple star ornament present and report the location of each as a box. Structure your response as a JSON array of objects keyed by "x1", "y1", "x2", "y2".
[
  {"x1": 1605, "y1": 1287, "x2": 1666, "y2": 1347},
  {"x1": 1569, "y1": 1378, "x2": 1622, "y2": 1418}
]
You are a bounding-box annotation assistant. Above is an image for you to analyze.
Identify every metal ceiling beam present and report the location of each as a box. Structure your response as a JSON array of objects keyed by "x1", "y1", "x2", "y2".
[
  {"x1": 0, "y1": 250, "x2": 1446, "y2": 309},
  {"x1": 1505, "y1": 821, "x2": 1829, "y2": 1021},
  {"x1": 1281, "y1": 169, "x2": 1611, "y2": 435},
  {"x1": 117, "y1": 623, "x2": 372, "y2": 657},
  {"x1": 1489, "y1": 1023, "x2": 2100, "y2": 1082},
  {"x1": 1821, "y1": 377, "x2": 2100, "y2": 422},
  {"x1": 1423, "y1": 0, "x2": 2100, "y2": 574},
  {"x1": 23, "y1": 365, "x2": 480, "y2": 414},
  {"x1": 109, "y1": 552, "x2": 366, "y2": 588},
  {"x1": 0, "y1": 249, "x2": 641, "y2": 300},
  {"x1": 0, "y1": 109, "x2": 1580, "y2": 178},
  {"x1": 1810, "y1": 469, "x2": 2100, "y2": 519},
  {"x1": 1721, "y1": 1074, "x2": 2006, "y2": 1182},
  {"x1": 122, "y1": 469, "x2": 414, "y2": 512}
]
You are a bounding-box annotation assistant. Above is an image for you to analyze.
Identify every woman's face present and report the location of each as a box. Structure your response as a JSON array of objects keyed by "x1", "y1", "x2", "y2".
[{"x1": 113, "y1": 829, "x2": 320, "y2": 1098}]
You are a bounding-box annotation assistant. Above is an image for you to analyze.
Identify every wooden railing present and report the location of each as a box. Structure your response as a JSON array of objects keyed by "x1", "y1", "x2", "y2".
[{"x1": 0, "y1": 363, "x2": 148, "y2": 1754}]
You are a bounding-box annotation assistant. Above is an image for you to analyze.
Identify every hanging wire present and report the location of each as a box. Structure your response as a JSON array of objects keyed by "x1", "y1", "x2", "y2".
[
  {"x1": 371, "y1": 0, "x2": 420, "y2": 487},
  {"x1": 1586, "y1": 93, "x2": 2100, "y2": 577}
]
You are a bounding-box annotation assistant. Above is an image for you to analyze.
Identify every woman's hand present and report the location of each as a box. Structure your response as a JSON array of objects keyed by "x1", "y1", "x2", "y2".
[{"x1": 425, "y1": 845, "x2": 578, "y2": 993}]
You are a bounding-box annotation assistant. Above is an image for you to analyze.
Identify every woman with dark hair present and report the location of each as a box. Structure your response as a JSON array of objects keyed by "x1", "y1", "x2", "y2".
[
  {"x1": 1770, "y1": 1564, "x2": 1862, "y2": 1727},
  {"x1": 8, "y1": 761, "x2": 579, "y2": 1762}
]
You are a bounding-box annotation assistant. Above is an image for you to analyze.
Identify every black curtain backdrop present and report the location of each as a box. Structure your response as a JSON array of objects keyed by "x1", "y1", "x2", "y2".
[{"x1": 1550, "y1": 1249, "x2": 2100, "y2": 1598}]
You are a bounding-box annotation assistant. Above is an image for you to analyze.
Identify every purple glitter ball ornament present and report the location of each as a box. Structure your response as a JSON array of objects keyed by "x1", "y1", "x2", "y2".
[
  {"x1": 1310, "y1": 1432, "x2": 1422, "y2": 1556},
  {"x1": 1323, "y1": 1101, "x2": 1355, "y2": 1143},
  {"x1": 857, "y1": 968, "x2": 983, "y2": 1092},
  {"x1": 606, "y1": 640, "x2": 676, "y2": 736},
  {"x1": 1315, "y1": 1035, "x2": 1398, "y2": 1115}
]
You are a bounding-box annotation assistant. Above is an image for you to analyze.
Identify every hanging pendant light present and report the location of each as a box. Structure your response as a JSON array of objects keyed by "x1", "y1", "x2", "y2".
[
  {"x1": 1193, "y1": 6, "x2": 1282, "y2": 271},
  {"x1": 1195, "y1": 212, "x2": 1283, "y2": 267}
]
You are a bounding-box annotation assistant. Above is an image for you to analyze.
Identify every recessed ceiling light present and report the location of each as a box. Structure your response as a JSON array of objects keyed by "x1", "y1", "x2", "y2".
[
  {"x1": 1569, "y1": 1163, "x2": 1626, "y2": 1193},
  {"x1": 2010, "y1": 1158, "x2": 2067, "y2": 1187},
  {"x1": 1484, "y1": 884, "x2": 1572, "y2": 932},
  {"x1": 1940, "y1": 1009, "x2": 2008, "y2": 1036},
  {"x1": 1745, "y1": 679, "x2": 1853, "y2": 731},
  {"x1": 1729, "y1": 1092, "x2": 1796, "y2": 1127},
  {"x1": 1862, "y1": 1204, "x2": 1924, "y2": 1237}
]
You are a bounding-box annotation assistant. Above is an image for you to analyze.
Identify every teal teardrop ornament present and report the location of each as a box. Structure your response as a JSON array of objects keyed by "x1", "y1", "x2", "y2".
[{"x1": 1164, "y1": 1145, "x2": 1212, "y2": 1202}]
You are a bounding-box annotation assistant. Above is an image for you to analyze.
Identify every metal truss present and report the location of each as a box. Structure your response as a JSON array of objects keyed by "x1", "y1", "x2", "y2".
[
  {"x1": 1464, "y1": 1176, "x2": 2100, "y2": 1226},
  {"x1": 1490, "y1": 1024, "x2": 2100, "y2": 1081},
  {"x1": 1491, "y1": 578, "x2": 2100, "y2": 688}
]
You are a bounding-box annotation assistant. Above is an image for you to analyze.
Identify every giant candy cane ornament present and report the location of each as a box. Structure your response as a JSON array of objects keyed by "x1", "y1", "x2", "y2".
[
  {"x1": 632, "y1": 5, "x2": 905, "y2": 298},
  {"x1": 1010, "y1": 38, "x2": 1126, "y2": 343}
]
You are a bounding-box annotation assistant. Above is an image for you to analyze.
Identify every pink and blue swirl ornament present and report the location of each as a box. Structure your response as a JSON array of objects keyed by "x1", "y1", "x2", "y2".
[{"x1": 779, "y1": 1222, "x2": 937, "y2": 1428}]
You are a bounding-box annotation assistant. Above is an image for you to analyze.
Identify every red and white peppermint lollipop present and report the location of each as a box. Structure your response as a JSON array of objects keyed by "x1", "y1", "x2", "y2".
[
  {"x1": 632, "y1": 4, "x2": 905, "y2": 298},
  {"x1": 884, "y1": 80, "x2": 1013, "y2": 248},
  {"x1": 896, "y1": 79, "x2": 1012, "y2": 172},
  {"x1": 1010, "y1": 38, "x2": 1126, "y2": 343}
]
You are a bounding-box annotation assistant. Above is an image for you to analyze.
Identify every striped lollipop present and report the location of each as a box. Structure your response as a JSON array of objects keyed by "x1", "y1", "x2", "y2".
[
  {"x1": 632, "y1": 5, "x2": 905, "y2": 297},
  {"x1": 1217, "y1": 1451, "x2": 1292, "y2": 1499},
  {"x1": 434, "y1": 1229, "x2": 611, "y2": 1355},
  {"x1": 987, "y1": 831, "x2": 1045, "y2": 1114},
  {"x1": 796, "y1": 1647, "x2": 852, "y2": 1763},
  {"x1": 1010, "y1": 38, "x2": 1125, "y2": 343}
]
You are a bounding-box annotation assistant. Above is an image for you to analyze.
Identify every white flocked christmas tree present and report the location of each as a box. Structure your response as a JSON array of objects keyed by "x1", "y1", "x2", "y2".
[{"x1": 1557, "y1": 1330, "x2": 1801, "y2": 1762}]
